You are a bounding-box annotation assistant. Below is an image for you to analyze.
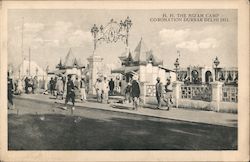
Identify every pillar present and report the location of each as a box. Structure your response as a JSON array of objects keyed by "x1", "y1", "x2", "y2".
[
  {"x1": 87, "y1": 55, "x2": 103, "y2": 95},
  {"x1": 211, "y1": 81, "x2": 223, "y2": 112},
  {"x1": 140, "y1": 82, "x2": 147, "y2": 105},
  {"x1": 172, "y1": 81, "x2": 183, "y2": 108}
]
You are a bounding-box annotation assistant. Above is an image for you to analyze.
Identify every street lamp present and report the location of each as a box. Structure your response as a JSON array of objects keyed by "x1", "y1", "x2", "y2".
[
  {"x1": 213, "y1": 56, "x2": 220, "y2": 81},
  {"x1": 120, "y1": 16, "x2": 132, "y2": 46},
  {"x1": 91, "y1": 24, "x2": 99, "y2": 51},
  {"x1": 174, "y1": 58, "x2": 180, "y2": 80}
]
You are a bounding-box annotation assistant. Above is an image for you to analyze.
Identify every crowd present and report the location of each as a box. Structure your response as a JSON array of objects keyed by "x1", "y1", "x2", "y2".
[
  {"x1": 93, "y1": 74, "x2": 173, "y2": 110},
  {"x1": 7, "y1": 71, "x2": 173, "y2": 111}
]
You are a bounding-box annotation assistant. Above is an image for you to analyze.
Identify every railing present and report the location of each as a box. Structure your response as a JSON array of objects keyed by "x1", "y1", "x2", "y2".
[
  {"x1": 181, "y1": 84, "x2": 212, "y2": 102},
  {"x1": 222, "y1": 85, "x2": 238, "y2": 103}
]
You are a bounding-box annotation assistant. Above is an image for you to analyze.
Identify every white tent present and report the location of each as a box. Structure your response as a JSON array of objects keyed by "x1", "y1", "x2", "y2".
[{"x1": 14, "y1": 59, "x2": 47, "y2": 80}]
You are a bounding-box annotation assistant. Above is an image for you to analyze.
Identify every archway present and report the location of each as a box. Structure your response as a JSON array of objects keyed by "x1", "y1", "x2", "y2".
[
  {"x1": 205, "y1": 71, "x2": 213, "y2": 83},
  {"x1": 191, "y1": 70, "x2": 199, "y2": 84}
]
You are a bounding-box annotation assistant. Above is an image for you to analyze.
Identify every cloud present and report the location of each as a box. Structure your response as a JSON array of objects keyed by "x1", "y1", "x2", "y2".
[
  {"x1": 53, "y1": 21, "x2": 72, "y2": 34},
  {"x1": 67, "y1": 30, "x2": 92, "y2": 47},
  {"x1": 44, "y1": 39, "x2": 60, "y2": 47},
  {"x1": 24, "y1": 23, "x2": 45, "y2": 33},
  {"x1": 199, "y1": 38, "x2": 219, "y2": 49},
  {"x1": 159, "y1": 29, "x2": 190, "y2": 45},
  {"x1": 176, "y1": 38, "x2": 219, "y2": 52},
  {"x1": 176, "y1": 40, "x2": 199, "y2": 52}
]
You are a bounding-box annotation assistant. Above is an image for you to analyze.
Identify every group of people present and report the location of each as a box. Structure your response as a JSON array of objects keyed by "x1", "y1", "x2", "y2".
[
  {"x1": 95, "y1": 77, "x2": 110, "y2": 103},
  {"x1": 93, "y1": 74, "x2": 173, "y2": 110},
  {"x1": 62, "y1": 75, "x2": 88, "y2": 110},
  {"x1": 24, "y1": 76, "x2": 39, "y2": 94},
  {"x1": 7, "y1": 70, "x2": 173, "y2": 111},
  {"x1": 155, "y1": 77, "x2": 173, "y2": 110},
  {"x1": 48, "y1": 76, "x2": 65, "y2": 99},
  {"x1": 94, "y1": 74, "x2": 141, "y2": 110}
]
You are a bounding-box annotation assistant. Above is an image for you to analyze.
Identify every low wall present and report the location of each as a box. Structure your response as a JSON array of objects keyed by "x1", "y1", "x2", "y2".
[{"x1": 144, "y1": 97, "x2": 237, "y2": 113}]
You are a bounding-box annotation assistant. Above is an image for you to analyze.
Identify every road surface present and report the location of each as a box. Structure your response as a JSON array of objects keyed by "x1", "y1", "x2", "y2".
[{"x1": 8, "y1": 97, "x2": 237, "y2": 150}]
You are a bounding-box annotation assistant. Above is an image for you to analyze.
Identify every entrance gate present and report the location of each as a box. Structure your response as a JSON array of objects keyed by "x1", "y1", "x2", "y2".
[{"x1": 87, "y1": 17, "x2": 132, "y2": 94}]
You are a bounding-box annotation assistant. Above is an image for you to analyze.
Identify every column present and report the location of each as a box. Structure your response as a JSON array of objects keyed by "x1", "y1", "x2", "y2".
[
  {"x1": 140, "y1": 82, "x2": 147, "y2": 105},
  {"x1": 172, "y1": 81, "x2": 183, "y2": 108},
  {"x1": 87, "y1": 55, "x2": 103, "y2": 95},
  {"x1": 211, "y1": 81, "x2": 223, "y2": 112}
]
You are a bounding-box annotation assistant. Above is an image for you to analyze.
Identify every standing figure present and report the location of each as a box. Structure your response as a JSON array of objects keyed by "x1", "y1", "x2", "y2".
[
  {"x1": 102, "y1": 77, "x2": 109, "y2": 104},
  {"x1": 63, "y1": 75, "x2": 75, "y2": 110},
  {"x1": 74, "y1": 76, "x2": 80, "y2": 99},
  {"x1": 164, "y1": 78, "x2": 173, "y2": 110},
  {"x1": 120, "y1": 76, "x2": 127, "y2": 96},
  {"x1": 53, "y1": 77, "x2": 58, "y2": 96},
  {"x1": 28, "y1": 76, "x2": 34, "y2": 94},
  {"x1": 108, "y1": 78, "x2": 115, "y2": 95},
  {"x1": 125, "y1": 82, "x2": 132, "y2": 104},
  {"x1": 55, "y1": 76, "x2": 64, "y2": 100},
  {"x1": 49, "y1": 77, "x2": 54, "y2": 95},
  {"x1": 24, "y1": 77, "x2": 29, "y2": 94},
  {"x1": 131, "y1": 74, "x2": 140, "y2": 110},
  {"x1": 16, "y1": 78, "x2": 23, "y2": 95},
  {"x1": 115, "y1": 77, "x2": 121, "y2": 94},
  {"x1": 95, "y1": 78, "x2": 102, "y2": 103},
  {"x1": 33, "y1": 76, "x2": 38, "y2": 94},
  {"x1": 7, "y1": 72, "x2": 14, "y2": 109},
  {"x1": 80, "y1": 77, "x2": 87, "y2": 102},
  {"x1": 155, "y1": 77, "x2": 164, "y2": 109}
]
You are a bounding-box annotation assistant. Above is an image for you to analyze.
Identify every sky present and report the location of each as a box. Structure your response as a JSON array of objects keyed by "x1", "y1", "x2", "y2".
[{"x1": 8, "y1": 9, "x2": 237, "y2": 71}]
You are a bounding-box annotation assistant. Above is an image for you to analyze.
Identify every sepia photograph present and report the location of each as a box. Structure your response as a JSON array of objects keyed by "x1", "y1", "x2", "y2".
[{"x1": 1, "y1": 0, "x2": 249, "y2": 161}]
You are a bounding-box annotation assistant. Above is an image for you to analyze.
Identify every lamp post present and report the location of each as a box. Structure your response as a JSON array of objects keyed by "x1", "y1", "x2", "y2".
[
  {"x1": 91, "y1": 24, "x2": 99, "y2": 52},
  {"x1": 174, "y1": 58, "x2": 180, "y2": 81},
  {"x1": 120, "y1": 16, "x2": 132, "y2": 47},
  {"x1": 213, "y1": 56, "x2": 220, "y2": 81}
]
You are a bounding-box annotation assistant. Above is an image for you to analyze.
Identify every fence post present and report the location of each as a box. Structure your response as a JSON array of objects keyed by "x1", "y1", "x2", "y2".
[
  {"x1": 172, "y1": 81, "x2": 183, "y2": 108},
  {"x1": 211, "y1": 81, "x2": 223, "y2": 112}
]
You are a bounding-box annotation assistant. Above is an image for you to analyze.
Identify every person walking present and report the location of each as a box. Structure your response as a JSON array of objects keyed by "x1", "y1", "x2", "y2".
[
  {"x1": 102, "y1": 77, "x2": 109, "y2": 104},
  {"x1": 155, "y1": 77, "x2": 164, "y2": 109},
  {"x1": 80, "y1": 77, "x2": 87, "y2": 102},
  {"x1": 108, "y1": 78, "x2": 115, "y2": 96},
  {"x1": 7, "y1": 72, "x2": 15, "y2": 109},
  {"x1": 63, "y1": 75, "x2": 75, "y2": 110},
  {"x1": 131, "y1": 74, "x2": 140, "y2": 110}
]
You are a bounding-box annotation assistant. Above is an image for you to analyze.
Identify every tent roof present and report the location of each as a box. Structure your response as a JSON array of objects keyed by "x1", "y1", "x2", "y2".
[{"x1": 111, "y1": 66, "x2": 139, "y2": 74}]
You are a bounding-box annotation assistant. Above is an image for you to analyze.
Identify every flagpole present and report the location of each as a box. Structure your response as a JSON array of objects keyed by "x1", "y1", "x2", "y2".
[{"x1": 21, "y1": 17, "x2": 24, "y2": 77}]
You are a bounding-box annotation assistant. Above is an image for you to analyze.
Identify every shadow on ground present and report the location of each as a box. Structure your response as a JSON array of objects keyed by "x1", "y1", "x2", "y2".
[{"x1": 8, "y1": 113, "x2": 237, "y2": 150}]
